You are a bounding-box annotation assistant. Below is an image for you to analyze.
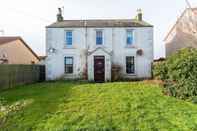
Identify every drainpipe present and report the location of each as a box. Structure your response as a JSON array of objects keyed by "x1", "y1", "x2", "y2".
[{"x1": 85, "y1": 20, "x2": 88, "y2": 80}]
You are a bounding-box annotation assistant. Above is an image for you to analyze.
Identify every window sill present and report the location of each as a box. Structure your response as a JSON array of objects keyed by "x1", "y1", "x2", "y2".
[
  {"x1": 125, "y1": 45, "x2": 136, "y2": 48},
  {"x1": 64, "y1": 73, "x2": 74, "y2": 75},
  {"x1": 126, "y1": 73, "x2": 136, "y2": 76},
  {"x1": 63, "y1": 46, "x2": 76, "y2": 49},
  {"x1": 96, "y1": 44, "x2": 104, "y2": 47}
]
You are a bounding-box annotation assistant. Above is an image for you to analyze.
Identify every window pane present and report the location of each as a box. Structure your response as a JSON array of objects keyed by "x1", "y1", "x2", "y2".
[
  {"x1": 126, "y1": 56, "x2": 135, "y2": 74},
  {"x1": 97, "y1": 31, "x2": 102, "y2": 37},
  {"x1": 66, "y1": 32, "x2": 72, "y2": 37},
  {"x1": 127, "y1": 30, "x2": 133, "y2": 45},
  {"x1": 65, "y1": 57, "x2": 73, "y2": 64},
  {"x1": 67, "y1": 38, "x2": 72, "y2": 45},
  {"x1": 65, "y1": 57, "x2": 73, "y2": 74},
  {"x1": 96, "y1": 31, "x2": 103, "y2": 45},
  {"x1": 66, "y1": 66, "x2": 73, "y2": 73},
  {"x1": 96, "y1": 37, "x2": 102, "y2": 45},
  {"x1": 65, "y1": 31, "x2": 72, "y2": 45}
]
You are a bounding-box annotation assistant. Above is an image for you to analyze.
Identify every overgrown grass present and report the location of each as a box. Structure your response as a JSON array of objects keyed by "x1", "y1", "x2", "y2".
[{"x1": 0, "y1": 81, "x2": 197, "y2": 131}]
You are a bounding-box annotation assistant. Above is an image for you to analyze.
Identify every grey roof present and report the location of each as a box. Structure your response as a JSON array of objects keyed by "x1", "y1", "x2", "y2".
[{"x1": 47, "y1": 19, "x2": 153, "y2": 28}]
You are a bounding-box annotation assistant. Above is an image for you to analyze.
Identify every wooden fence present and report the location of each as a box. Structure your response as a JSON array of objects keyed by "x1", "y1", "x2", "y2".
[{"x1": 0, "y1": 65, "x2": 45, "y2": 90}]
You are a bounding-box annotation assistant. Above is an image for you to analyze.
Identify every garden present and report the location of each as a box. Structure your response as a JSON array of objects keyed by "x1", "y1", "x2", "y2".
[
  {"x1": 1, "y1": 48, "x2": 197, "y2": 130},
  {"x1": 0, "y1": 81, "x2": 197, "y2": 131}
]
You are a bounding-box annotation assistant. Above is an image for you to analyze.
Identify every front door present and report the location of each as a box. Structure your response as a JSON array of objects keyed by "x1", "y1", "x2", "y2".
[{"x1": 94, "y1": 56, "x2": 105, "y2": 82}]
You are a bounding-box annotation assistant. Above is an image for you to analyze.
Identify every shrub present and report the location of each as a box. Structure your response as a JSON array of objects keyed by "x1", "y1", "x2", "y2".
[
  {"x1": 154, "y1": 48, "x2": 197, "y2": 100},
  {"x1": 153, "y1": 61, "x2": 168, "y2": 80},
  {"x1": 111, "y1": 64, "x2": 122, "y2": 81}
]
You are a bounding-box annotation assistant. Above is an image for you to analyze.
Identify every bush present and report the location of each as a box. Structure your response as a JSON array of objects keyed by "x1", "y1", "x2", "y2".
[
  {"x1": 154, "y1": 48, "x2": 197, "y2": 100},
  {"x1": 153, "y1": 62, "x2": 168, "y2": 80}
]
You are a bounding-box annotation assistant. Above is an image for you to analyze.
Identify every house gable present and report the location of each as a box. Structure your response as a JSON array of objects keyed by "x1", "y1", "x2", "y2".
[
  {"x1": 0, "y1": 37, "x2": 40, "y2": 64},
  {"x1": 164, "y1": 8, "x2": 197, "y2": 42},
  {"x1": 164, "y1": 8, "x2": 197, "y2": 56}
]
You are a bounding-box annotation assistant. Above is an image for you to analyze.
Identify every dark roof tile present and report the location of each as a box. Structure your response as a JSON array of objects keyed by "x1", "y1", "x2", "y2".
[{"x1": 47, "y1": 19, "x2": 153, "y2": 28}]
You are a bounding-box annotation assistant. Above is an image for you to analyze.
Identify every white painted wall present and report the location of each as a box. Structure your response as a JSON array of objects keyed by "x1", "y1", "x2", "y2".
[{"x1": 46, "y1": 26, "x2": 153, "y2": 81}]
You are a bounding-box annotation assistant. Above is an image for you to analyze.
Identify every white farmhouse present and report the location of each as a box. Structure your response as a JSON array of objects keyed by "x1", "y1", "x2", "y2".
[{"x1": 46, "y1": 9, "x2": 154, "y2": 82}]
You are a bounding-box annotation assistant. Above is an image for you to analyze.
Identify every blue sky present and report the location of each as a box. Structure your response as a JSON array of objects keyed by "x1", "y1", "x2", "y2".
[{"x1": 0, "y1": 0, "x2": 197, "y2": 58}]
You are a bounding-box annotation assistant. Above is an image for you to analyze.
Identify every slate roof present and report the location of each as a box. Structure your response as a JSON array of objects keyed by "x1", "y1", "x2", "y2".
[{"x1": 47, "y1": 19, "x2": 153, "y2": 28}]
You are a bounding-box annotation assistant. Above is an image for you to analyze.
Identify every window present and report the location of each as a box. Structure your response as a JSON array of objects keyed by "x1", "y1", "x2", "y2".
[
  {"x1": 65, "y1": 31, "x2": 72, "y2": 45},
  {"x1": 126, "y1": 56, "x2": 135, "y2": 74},
  {"x1": 127, "y1": 30, "x2": 134, "y2": 45},
  {"x1": 96, "y1": 30, "x2": 103, "y2": 45},
  {"x1": 64, "y1": 57, "x2": 73, "y2": 74}
]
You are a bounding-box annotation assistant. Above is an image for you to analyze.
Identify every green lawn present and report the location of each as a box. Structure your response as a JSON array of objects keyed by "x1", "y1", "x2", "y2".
[{"x1": 0, "y1": 81, "x2": 197, "y2": 131}]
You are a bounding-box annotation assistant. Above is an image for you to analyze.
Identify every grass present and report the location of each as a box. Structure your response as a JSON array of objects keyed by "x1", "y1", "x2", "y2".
[{"x1": 0, "y1": 81, "x2": 197, "y2": 131}]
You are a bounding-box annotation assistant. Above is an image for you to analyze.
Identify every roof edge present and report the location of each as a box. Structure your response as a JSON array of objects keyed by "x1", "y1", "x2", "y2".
[
  {"x1": 46, "y1": 25, "x2": 154, "y2": 28},
  {"x1": 164, "y1": 8, "x2": 196, "y2": 41},
  {"x1": 17, "y1": 38, "x2": 40, "y2": 61},
  {"x1": 0, "y1": 36, "x2": 40, "y2": 61},
  {"x1": 46, "y1": 19, "x2": 153, "y2": 28}
]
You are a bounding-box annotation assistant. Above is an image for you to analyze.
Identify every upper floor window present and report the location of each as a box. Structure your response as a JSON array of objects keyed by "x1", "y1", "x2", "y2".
[
  {"x1": 126, "y1": 56, "x2": 135, "y2": 74},
  {"x1": 64, "y1": 57, "x2": 73, "y2": 74},
  {"x1": 127, "y1": 30, "x2": 134, "y2": 45},
  {"x1": 65, "y1": 31, "x2": 72, "y2": 45},
  {"x1": 96, "y1": 30, "x2": 103, "y2": 45}
]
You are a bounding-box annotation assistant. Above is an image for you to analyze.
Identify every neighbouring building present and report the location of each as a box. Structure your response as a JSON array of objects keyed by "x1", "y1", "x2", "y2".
[
  {"x1": 45, "y1": 9, "x2": 154, "y2": 82},
  {"x1": 164, "y1": 8, "x2": 197, "y2": 57},
  {"x1": 0, "y1": 37, "x2": 40, "y2": 64}
]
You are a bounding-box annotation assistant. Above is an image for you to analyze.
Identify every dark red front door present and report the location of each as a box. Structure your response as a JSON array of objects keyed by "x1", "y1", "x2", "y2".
[{"x1": 94, "y1": 56, "x2": 105, "y2": 82}]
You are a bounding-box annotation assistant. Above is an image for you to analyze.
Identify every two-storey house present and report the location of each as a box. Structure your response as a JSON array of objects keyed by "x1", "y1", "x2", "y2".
[{"x1": 45, "y1": 9, "x2": 153, "y2": 82}]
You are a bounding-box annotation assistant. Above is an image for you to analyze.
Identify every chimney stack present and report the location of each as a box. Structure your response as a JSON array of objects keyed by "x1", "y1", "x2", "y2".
[
  {"x1": 137, "y1": 9, "x2": 143, "y2": 21},
  {"x1": 57, "y1": 8, "x2": 64, "y2": 22}
]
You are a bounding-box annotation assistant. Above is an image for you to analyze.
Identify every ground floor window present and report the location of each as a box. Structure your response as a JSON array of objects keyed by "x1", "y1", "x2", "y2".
[
  {"x1": 126, "y1": 56, "x2": 135, "y2": 74},
  {"x1": 64, "y1": 57, "x2": 73, "y2": 74}
]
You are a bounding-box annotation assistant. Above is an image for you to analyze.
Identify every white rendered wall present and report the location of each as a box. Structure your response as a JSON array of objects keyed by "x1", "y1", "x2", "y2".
[{"x1": 46, "y1": 27, "x2": 153, "y2": 80}]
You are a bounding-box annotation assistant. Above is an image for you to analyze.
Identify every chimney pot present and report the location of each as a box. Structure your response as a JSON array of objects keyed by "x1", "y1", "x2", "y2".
[
  {"x1": 137, "y1": 9, "x2": 143, "y2": 21},
  {"x1": 57, "y1": 8, "x2": 64, "y2": 22}
]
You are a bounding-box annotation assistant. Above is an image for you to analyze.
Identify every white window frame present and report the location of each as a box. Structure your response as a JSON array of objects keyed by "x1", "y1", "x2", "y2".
[
  {"x1": 124, "y1": 55, "x2": 137, "y2": 76},
  {"x1": 95, "y1": 29, "x2": 104, "y2": 46},
  {"x1": 64, "y1": 30, "x2": 73, "y2": 48},
  {"x1": 126, "y1": 29, "x2": 135, "y2": 47},
  {"x1": 64, "y1": 56, "x2": 74, "y2": 74}
]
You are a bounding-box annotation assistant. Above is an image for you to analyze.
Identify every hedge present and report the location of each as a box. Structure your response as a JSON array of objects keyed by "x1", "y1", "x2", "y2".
[{"x1": 154, "y1": 48, "x2": 197, "y2": 100}]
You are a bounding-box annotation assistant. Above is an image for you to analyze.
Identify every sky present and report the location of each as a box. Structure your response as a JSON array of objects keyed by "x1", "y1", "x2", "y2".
[{"x1": 0, "y1": 0, "x2": 197, "y2": 59}]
